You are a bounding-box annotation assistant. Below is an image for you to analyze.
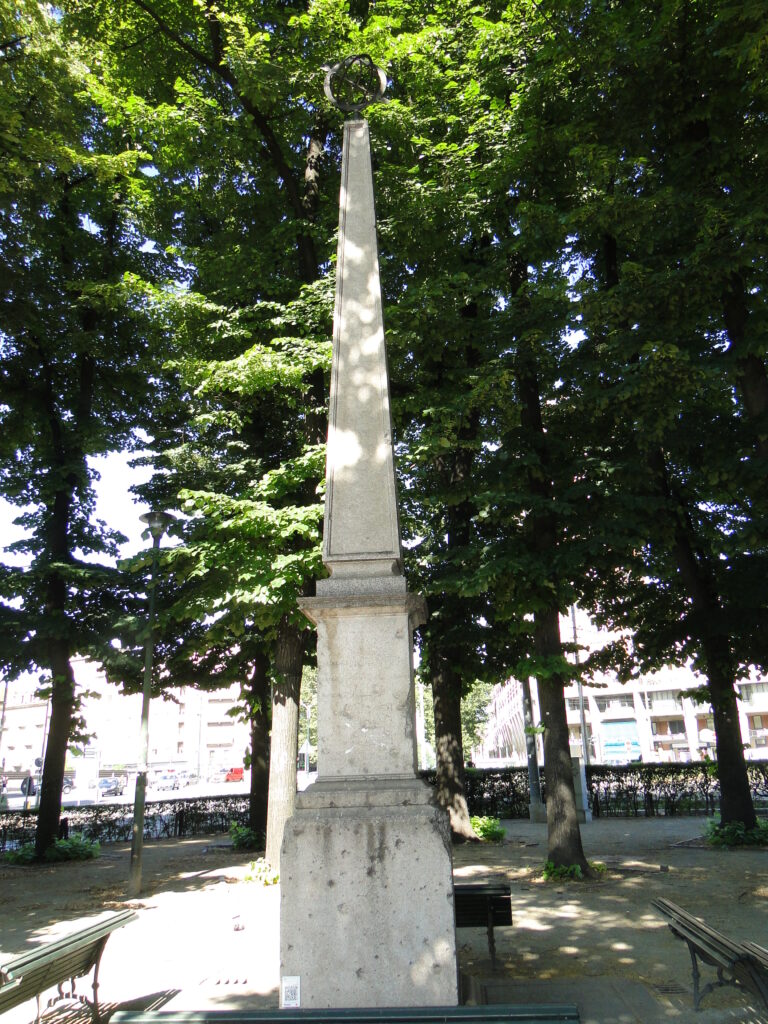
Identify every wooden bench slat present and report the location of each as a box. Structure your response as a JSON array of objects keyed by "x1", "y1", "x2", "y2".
[
  {"x1": 652, "y1": 898, "x2": 768, "y2": 1012},
  {"x1": 0, "y1": 909, "x2": 137, "y2": 1022},
  {"x1": 743, "y1": 942, "x2": 768, "y2": 971}
]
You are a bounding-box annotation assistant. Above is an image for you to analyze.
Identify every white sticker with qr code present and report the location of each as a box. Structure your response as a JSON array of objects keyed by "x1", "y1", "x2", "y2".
[{"x1": 282, "y1": 976, "x2": 301, "y2": 1008}]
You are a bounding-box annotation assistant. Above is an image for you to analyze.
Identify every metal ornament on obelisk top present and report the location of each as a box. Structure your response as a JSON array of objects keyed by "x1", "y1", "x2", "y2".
[{"x1": 279, "y1": 58, "x2": 459, "y2": 1008}]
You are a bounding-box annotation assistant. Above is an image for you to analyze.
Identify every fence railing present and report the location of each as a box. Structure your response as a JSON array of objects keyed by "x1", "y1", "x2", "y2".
[
  {"x1": 420, "y1": 760, "x2": 768, "y2": 819},
  {"x1": 0, "y1": 793, "x2": 250, "y2": 853},
  {"x1": 2, "y1": 761, "x2": 767, "y2": 851}
]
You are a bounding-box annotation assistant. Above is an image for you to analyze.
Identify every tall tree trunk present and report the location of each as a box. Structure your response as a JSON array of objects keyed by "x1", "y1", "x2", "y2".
[
  {"x1": 431, "y1": 653, "x2": 477, "y2": 841},
  {"x1": 513, "y1": 288, "x2": 587, "y2": 869},
  {"x1": 534, "y1": 608, "x2": 589, "y2": 871},
  {"x1": 35, "y1": 640, "x2": 75, "y2": 857},
  {"x1": 265, "y1": 616, "x2": 304, "y2": 871},
  {"x1": 649, "y1": 448, "x2": 757, "y2": 829},
  {"x1": 247, "y1": 649, "x2": 270, "y2": 836}
]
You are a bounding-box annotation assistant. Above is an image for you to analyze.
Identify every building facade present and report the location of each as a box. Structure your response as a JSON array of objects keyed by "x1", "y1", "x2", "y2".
[
  {"x1": 474, "y1": 611, "x2": 768, "y2": 766},
  {"x1": 0, "y1": 659, "x2": 250, "y2": 781}
]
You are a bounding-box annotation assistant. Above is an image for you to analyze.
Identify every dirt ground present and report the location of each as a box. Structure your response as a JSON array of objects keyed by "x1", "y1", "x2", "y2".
[{"x1": 0, "y1": 816, "x2": 766, "y2": 1023}]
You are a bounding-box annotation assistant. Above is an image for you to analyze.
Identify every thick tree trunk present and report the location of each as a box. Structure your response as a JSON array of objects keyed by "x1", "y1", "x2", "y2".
[
  {"x1": 431, "y1": 654, "x2": 478, "y2": 841},
  {"x1": 265, "y1": 616, "x2": 304, "y2": 871},
  {"x1": 35, "y1": 640, "x2": 75, "y2": 857},
  {"x1": 650, "y1": 447, "x2": 757, "y2": 829},
  {"x1": 512, "y1": 293, "x2": 588, "y2": 870},
  {"x1": 247, "y1": 650, "x2": 270, "y2": 837},
  {"x1": 534, "y1": 608, "x2": 589, "y2": 871}
]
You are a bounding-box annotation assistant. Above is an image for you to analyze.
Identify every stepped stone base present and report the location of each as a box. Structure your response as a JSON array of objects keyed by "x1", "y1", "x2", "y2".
[{"x1": 280, "y1": 778, "x2": 459, "y2": 1008}]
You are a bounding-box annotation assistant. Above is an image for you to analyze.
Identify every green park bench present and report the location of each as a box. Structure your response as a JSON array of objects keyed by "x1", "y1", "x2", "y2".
[
  {"x1": 0, "y1": 909, "x2": 137, "y2": 1023},
  {"x1": 453, "y1": 883, "x2": 513, "y2": 970},
  {"x1": 113, "y1": 1006, "x2": 579, "y2": 1024},
  {"x1": 652, "y1": 897, "x2": 768, "y2": 1012}
]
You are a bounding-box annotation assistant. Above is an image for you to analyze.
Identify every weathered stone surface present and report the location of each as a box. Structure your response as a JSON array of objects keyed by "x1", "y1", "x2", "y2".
[
  {"x1": 323, "y1": 119, "x2": 402, "y2": 581},
  {"x1": 299, "y1": 594, "x2": 426, "y2": 778},
  {"x1": 280, "y1": 796, "x2": 458, "y2": 1008}
]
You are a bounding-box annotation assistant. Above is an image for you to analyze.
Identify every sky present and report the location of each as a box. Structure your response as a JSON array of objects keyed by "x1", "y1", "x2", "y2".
[{"x1": 1, "y1": 450, "x2": 156, "y2": 569}]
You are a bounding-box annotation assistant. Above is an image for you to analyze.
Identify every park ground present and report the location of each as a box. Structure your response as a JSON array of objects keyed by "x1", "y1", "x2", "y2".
[{"x1": 0, "y1": 817, "x2": 766, "y2": 1024}]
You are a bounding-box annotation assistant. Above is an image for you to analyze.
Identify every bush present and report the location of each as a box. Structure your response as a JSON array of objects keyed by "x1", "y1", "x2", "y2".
[
  {"x1": 706, "y1": 818, "x2": 768, "y2": 847},
  {"x1": 229, "y1": 822, "x2": 264, "y2": 851},
  {"x1": 470, "y1": 815, "x2": 506, "y2": 842},
  {"x1": 3, "y1": 843, "x2": 36, "y2": 865},
  {"x1": 3, "y1": 834, "x2": 99, "y2": 864},
  {"x1": 44, "y1": 835, "x2": 100, "y2": 861},
  {"x1": 542, "y1": 860, "x2": 606, "y2": 881}
]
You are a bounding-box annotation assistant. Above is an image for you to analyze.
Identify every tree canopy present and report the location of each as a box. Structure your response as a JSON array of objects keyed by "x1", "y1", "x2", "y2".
[{"x1": 2, "y1": 0, "x2": 766, "y2": 858}]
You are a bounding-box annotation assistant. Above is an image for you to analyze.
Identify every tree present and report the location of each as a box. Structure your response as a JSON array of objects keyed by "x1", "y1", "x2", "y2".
[
  {"x1": 0, "y1": 0, "x2": 166, "y2": 854},
  {"x1": 534, "y1": 0, "x2": 768, "y2": 828},
  {"x1": 62, "y1": 0, "x2": 346, "y2": 866}
]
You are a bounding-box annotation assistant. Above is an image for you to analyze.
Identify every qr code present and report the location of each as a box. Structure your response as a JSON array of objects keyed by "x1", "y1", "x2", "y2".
[{"x1": 282, "y1": 977, "x2": 300, "y2": 1007}]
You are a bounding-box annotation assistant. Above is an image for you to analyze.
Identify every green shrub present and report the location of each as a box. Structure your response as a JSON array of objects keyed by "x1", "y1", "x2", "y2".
[
  {"x1": 44, "y1": 835, "x2": 100, "y2": 861},
  {"x1": 3, "y1": 843, "x2": 36, "y2": 865},
  {"x1": 3, "y1": 834, "x2": 99, "y2": 865},
  {"x1": 229, "y1": 822, "x2": 264, "y2": 851},
  {"x1": 542, "y1": 860, "x2": 606, "y2": 881},
  {"x1": 706, "y1": 818, "x2": 768, "y2": 847},
  {"x1": 244, "y1": 857, "x2": 279, "y2": 885},
  {"x1": 470, "y1": 815, "x2": 506, "y2": 842}
]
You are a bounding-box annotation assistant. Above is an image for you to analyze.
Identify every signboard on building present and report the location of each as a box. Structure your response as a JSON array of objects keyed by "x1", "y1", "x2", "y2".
[{"x1": 602, "y1": 719, "x2": 642, "y2": 763}]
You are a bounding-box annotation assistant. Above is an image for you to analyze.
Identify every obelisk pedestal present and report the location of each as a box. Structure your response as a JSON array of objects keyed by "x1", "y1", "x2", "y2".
[{"x1": 279, "y1": 105, "x2": 458, "y2": 1008}]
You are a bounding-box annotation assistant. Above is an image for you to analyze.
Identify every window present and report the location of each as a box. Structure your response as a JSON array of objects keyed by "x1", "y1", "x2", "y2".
[
  {"x1": 595, "y1": 695, "x2": 634, "y2": 712},
  {"x1": 668, "y1": 720, "x2": 686, "y2": 735}
]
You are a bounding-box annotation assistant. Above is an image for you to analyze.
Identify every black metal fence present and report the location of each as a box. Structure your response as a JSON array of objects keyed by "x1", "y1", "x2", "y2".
[
  {"x1": 0, "y1": 794, "x2": 250, "y2": 853},
  {"x1": 3, "y1": 761, "x2": 767, "y2": 851},
  {"x1": 420, "y1": 760, "x2": 768, "y2": 819}
]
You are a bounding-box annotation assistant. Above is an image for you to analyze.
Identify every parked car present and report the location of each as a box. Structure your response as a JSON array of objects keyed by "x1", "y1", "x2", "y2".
[
  {"x1": 154, "y1": 772, "x2": 180, "y2": 791},
  {"x1": 98, "y1": 777, "x2": 122, "y2": 797},
  {"x1": 177, "y1": 770, "x2": 199, "y2": 787},
  {"x1": 62, "y1": 775, "x2": 75, "y2": 794},
  {"x1": 225, "y1": 767, "x2": 244, "y2": 783}
]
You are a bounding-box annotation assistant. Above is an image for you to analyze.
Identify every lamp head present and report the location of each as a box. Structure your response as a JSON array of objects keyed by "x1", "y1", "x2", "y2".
[{"x1": 139, "y1": 510, "x2": 175, "y2": 540}]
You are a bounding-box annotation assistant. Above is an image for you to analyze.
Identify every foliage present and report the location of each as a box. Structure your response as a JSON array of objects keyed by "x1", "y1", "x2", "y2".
[
  {"x1": 542, "y1": 860, "x2": 605, "y2": 882},
  {"x1": 469, "y1": 815, "x2": 505, "y2": 842},
  {"x1": 706, "y1": 819, "x2": 768, "y2": 848},
  {"x1": 3, "y1": 834, "x2": 99, "y2": 864},
  {"x1": 542, "y1": 861, "x2": 585, "y2": 882},
  {"x1": 229, "y1": 822, "x2": 263, "y2": 851},
  {"x1": 3, "y1": 844, "x2": 36, "y2": 865},
  {"x1": 244, "y1": 857, "x2": 279, "y2": 886}
]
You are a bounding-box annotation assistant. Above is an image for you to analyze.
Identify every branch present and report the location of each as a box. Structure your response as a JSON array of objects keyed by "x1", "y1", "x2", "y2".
[{"x1": 128, "y1": 0, "x2": 221, "y2": 74}]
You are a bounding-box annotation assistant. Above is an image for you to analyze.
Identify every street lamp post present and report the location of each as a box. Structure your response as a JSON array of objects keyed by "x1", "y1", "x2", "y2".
[{"x1": 128, "y1": 509, "x2": 174, "y2": 897}]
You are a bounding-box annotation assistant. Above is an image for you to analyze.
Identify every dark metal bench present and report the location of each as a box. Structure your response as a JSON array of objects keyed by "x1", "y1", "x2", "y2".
[
  {"x1": 113, "y1": 1006, "x2": 579, "y2": 1023},
  {"x1": 454, "y1": 883, "x2": 512, "y2": 970},
  {"x1": 0, "y1": 909, "x2": 137, "y2": 1023},
  {"x1": 652, "y1": 897, "x2": 768, "y2": 1011}
]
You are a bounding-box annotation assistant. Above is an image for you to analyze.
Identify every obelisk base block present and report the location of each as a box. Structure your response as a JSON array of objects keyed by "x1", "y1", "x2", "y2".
[{"x1": 280, "y1": 778, "x2": 458, "y2": 1008}]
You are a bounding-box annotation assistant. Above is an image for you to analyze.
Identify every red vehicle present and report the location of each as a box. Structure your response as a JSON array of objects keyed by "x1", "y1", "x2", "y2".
[{"x1": 225, "y1": 767, "x2": 244, "y2": 782}]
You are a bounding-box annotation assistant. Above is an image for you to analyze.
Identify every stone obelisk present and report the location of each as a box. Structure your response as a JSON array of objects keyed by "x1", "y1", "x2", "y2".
[{"x1": 279, "y1": 57, "x2": 458, "y2": 1009}]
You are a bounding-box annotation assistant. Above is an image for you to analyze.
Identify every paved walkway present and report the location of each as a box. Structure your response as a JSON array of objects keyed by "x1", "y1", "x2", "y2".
[{"x1": 1, "y1": 817, "x2": 766, "y2": 1023}]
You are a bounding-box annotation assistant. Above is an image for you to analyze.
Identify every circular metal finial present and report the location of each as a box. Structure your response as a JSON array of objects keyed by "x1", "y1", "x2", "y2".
[{"x1": 324, "y1": 55, "x2": 387, "y2": 113}]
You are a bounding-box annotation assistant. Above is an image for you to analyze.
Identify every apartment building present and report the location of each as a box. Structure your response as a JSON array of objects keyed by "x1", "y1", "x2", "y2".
[
  {"x1": 474, "y1": 611, "x2": 768, "y2": 766},
  {"x1": 0, "y1": 659, "x2": 250, "y2": 779}
]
